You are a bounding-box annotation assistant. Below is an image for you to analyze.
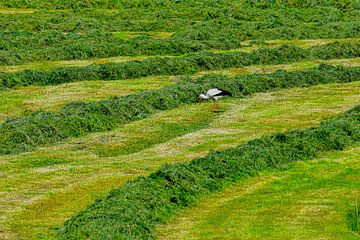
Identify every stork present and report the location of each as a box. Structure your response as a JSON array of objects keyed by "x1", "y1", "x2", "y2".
[{"x1": 199, "y1": 88, "x2": 232, "y2": 112}]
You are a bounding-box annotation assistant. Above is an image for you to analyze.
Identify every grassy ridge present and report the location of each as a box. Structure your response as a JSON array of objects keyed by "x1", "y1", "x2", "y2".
[
  {"x1": 348, "y1": 202, "x2": 360, "y2": 235},
  {"x1": 244, "y1": 0, "x2": 360, "y2": 9},
  {"x1": 0, "y1": 0, "x2": 358, "y2": 10},
  {"x1": 2, "y1": 7, "x2": 358, "y2": 32},
  {"x1": 1, "y1": 3, "x2": 359, "y2": 65},
  {"x1": 1, "y1": 41, "x2": 359, "y2": 89},
  {"x1": 3, "y1": 81, "x2": 360, "y2": 239},
  {"x1": 0, "y1": 65, "x2": 359, "y2": 155},
  {"x1": 0, "y1": 0, "x2": 358, "y2": 65},
  {"x1": 59, "y1": 104, "x2": 360, "y2": 239},
  {"x1": 157, "y1": 145, "x2": 360, "y2": 239},
  {"x1": 1, "y1": 22, "x2": 359, "y2": 65},
  {"x1": 0, "y1": 76, "x2": 173, "y2": 123}
]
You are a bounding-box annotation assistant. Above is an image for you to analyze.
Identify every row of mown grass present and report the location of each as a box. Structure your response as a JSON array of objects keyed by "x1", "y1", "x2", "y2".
[
  {"x1": 2, "y1": 6, "x2": 358, "y2": 32},
  {"x1": 1, "y1": 0, "x2": 358, "y2": 10},
  {"x1": 0, "y1": 76, "x2": 174, "y2": 123},
  {"x1": 3, "y1": 81, "x2": 360, "y2": 239},
  {"x1": 0, "y1": 64, "x2": 359, "y2": 155},
  {"x1": 59, "y1": 104, "x2": 360, "y2": 239},
  {"x1": 1, "y1": 57, "x2": 359, "y2": 124},
  {"x1": 1, "y1": 41, "x2": 359, "y2": 89},
  {"x1": 157, "y1": 144, "x2": 360, "y2": 239},
  {"x1": 348, "y1": 202, "x2": 360, "y2": 235},
  {"x1": 1, "y1": 0, "x2": 358, "y2": 66},
  {"x1": 1, "y1": 3, "x2": 359, "y2": 66},
  {"x1": 1, "y1": 21, "x2": 359, "y2": 65},
  {"x1": 1, "y1": 38, "x2": 358, "y2": 73}
]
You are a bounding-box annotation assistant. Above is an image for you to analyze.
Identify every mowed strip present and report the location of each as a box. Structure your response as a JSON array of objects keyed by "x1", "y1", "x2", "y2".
[
  {"x1": 0, "y1": 8, "x2": 35, "y2": 14},
  {"x1": 0, "y1": 76, "x2": 174, "y2": 123},
  {"x1": 157, "y1": 145, "x2": 360, "y2": 240},
  {"x1": 0, "y1": 38, "x2": 358, "y2": 73},
  {"x1": 1, "y1": 41, "x2": 358, "y2": 91},
  {"x1": 1, "y1": 81, "x2": 359, "y2": 239},
  {"x1": 1, "y1": 65, "x2": 358, "y2": 155},
  {"x1": 193, "y1": 57, "x2": 360, "y2": 79},
  {"x1": 0, "y1": 58, "x2": 359, "y2": 123}
]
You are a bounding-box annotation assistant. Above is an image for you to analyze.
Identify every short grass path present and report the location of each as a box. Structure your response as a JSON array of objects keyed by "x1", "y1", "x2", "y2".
[
  {"x1": 1, "y1": 81, "x2": 359, "y2": 239},
  {"x1": 0, "y1": 38, "x2": 358, "y2": 73},
  {"x1": 157, "y1": 144, "x2": 360, "y2": 240}
]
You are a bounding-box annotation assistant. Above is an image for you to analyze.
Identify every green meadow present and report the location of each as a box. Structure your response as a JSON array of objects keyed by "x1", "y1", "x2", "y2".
[{"x1": 0, "y1": 0, "x2": 359, "y2": 239}]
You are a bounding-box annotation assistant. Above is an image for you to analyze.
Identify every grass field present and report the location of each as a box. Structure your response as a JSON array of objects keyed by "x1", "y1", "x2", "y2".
[
  {"x1": 0, "y1": 76, "x2": 174, "y2": 122},
  {"x1": 2, "y1": 81, "x2": 360, "y2": 239},
  {"x1": 157, "y1": 145, "x2": 360, "y2": 239},
  {"x1": 1, "y1": 0, "x2": 360, "y2": 239}
]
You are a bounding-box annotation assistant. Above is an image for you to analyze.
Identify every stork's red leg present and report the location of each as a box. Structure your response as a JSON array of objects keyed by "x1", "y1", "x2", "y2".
[{"x1": 215, "y1": 100, "x2": 218, "y2": 112}]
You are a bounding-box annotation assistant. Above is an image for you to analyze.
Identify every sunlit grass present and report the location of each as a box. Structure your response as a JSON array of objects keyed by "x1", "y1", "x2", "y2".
[
  {"x1": 112, "y1": 31, "x2": 175, "y2": 40},
  {"x1": 193, "y1": 57, "x2": 360, "y2": 78},
  {"x1": 0, "y1": 8, "x2": 35, "y2": 14},
  {"x1": 1, "y1": 81, "x2": 360, "y2": 239},
  {"x1": 0, "y1": 56, "x2": 148, "y2": 72},
  {"x1": 157, "y1": 145, "x2": 360, "y2": 240},
  {"x1": 0, "y1": 75, "x2": 174, "y2": 122},
  {"x1": 1, "y1": 58, "x2": 359, "y2": 124},
  {"x1": 1, "y1": 38, "x2": 358, "y2": 73},
  {"x1": 214, "y1": 38, "x2": 360, "y2": 53}
]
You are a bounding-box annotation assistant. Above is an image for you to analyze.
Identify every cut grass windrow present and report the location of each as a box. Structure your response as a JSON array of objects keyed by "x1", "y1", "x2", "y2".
[
  {"x1": 348, "y1": 201, "x2": 360, "y2": 235},
  {"x1": 1, "y1": 58, "x2": 359, "y2": 124},
  {"x1": 0, "y1": 8, "x2": 34, "y2": 14},
  {"x1": 0, "y1": 38, "x2": 358, "y2": 73},
  {"x1": 0, "y1": 76, "x2": 174, "y2": 123},
  {"x1": 0, "y1": 41, "x2": 359, "y2": 89},
  {"x1": 193, "y1": 57, "x2": 360, "y2": 78},
  {"x1": 157, "y1": 145, "x2": 360, "y2": 240},
  {"x1": 59, "y1": 104, "x2": 360, "y2": 239},
  {"x1": 1, "y1": 0, "x2": 358, "y2": 10},
  {"x1": 2, "y1": 81, "x2": 360, "y2": 239},
  {"x1": 0, "y1": 4, "x2": 359, "y2": 65},
  {"x1": 2, "y1": 21, "x2": 359, "y2": 66},
  {"x1": 0, "y1": 64, "x2": 359, "y2": 155}
]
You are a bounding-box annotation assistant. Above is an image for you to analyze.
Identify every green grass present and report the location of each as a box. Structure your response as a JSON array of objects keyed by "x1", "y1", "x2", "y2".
[
  {"x1": 0, "y1": 75, "x2": 173, "y2": 123},
  {"x1": 0, "y1": 58, "x2": 359, "y2": 124},
  {"x1": 2, "y1": 41, "x2": 359, "y2": 92},
  {"x1": 0, "y1": 1, "x2": 359, "y2": 239},
  {"x1": 1, "y1": 64, "x2": 359, "y2": 155},
  {"x1": 1, "y1": 4, "x2": 359, "y2": 65},
  {"x1": 0, "y1": 8, "x2": 35, "y2": 14},
  {"x1": 347, "y1": 200, "x2": 360, "y2": 235},
  {"x1": 157, "y1": 144, "x2": 360, "y2": 240},
  {"x1": 194, "y1": 57, "x2": 360, "y2": 78},
  {"x1": 60, "y1": 103, "x2": 360, "y2": 239},
  {"x1": 1, "y1": 81, "x2": 360, "y2": 239},
  {"x1": 112, "y1": 31, "x2": 174, "y2": 40},
  {"x1": 0, "y1": 55, "x2": 149, "y2": 73},
  {"x1": 0, "y1": 38, "x2": 358, "y2": 73}
]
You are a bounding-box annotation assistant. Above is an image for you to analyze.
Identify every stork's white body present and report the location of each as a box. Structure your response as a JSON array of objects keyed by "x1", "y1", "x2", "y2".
[
  {"x1": 201, "y1": 88, "x2": 223, "y2": 100},
  {"x1": 199, "y1": 88, "x2": 232, "y2": 112}
]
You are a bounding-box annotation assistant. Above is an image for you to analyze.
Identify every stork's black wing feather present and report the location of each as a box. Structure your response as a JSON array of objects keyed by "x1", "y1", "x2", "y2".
[{"x1": 215, "y1": 89, "x2": 232, "y2": 96}]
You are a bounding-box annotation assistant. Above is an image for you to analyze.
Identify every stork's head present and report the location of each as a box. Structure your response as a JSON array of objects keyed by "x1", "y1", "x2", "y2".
[{"x1": 199, "y1": 94, "x2": 207, "y2": 99}]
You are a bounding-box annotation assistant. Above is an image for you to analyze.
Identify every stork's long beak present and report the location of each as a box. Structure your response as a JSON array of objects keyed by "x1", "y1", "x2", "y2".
[{"x1": 198, "y1": 96, "x2": 202, "y2": 110}]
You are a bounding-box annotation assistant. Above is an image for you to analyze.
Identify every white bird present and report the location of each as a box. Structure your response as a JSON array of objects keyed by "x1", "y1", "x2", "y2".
[{"x1": 199, "y1": 88, "x2": 232, "y2": 112}]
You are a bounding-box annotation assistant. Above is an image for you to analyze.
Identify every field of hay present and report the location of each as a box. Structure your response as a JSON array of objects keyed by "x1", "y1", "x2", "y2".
[{"x1": 0, "y1": 0, "x2": 359, "y2": 239}]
